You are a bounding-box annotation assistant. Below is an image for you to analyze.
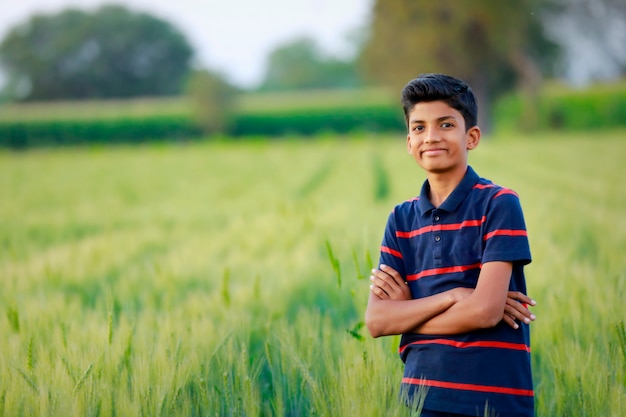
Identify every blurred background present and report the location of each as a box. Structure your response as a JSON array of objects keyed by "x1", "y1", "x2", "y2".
[
  {"x1": 1, "y1": 3, "x2": 625, "y2": 415},
  {"x1": 0, "y1": 0, "x2": 624, "y2": 147}
]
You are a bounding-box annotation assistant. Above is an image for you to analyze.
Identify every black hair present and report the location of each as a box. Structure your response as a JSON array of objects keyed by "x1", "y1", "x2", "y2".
[{"x1": 401, "y1": 73, "x2": 477, "y2": 131}]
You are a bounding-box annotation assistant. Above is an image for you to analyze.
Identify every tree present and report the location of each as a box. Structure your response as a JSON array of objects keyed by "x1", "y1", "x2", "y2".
[
  {"x1": 359, "y1": 0, "x2": 557, "y2": 128},
  {"x1": 541, "y1": 0, "x2": 626, "y2": 84},
  {"x1": 0, "y1": 5, "x2": 194, "y2": 101},
  {"x1": 258, "y1": 36, "x2": 362, "y2": 91},
  {"x1": 185, "y1": 69, "x2": 239, "y2": 134}
]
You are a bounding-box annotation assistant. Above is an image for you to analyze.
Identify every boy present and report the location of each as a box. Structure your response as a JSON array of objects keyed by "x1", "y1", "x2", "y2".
[{"x1": 365, "y1": 74, "x2": 536, "y2": 417}]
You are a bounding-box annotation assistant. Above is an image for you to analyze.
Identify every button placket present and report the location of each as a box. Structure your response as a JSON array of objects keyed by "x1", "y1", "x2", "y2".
[{"x1": 432, "y1": 211, "x2": 443, "y2": 264}]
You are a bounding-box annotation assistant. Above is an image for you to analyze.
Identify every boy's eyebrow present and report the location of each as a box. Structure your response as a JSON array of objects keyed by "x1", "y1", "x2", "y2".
[{"x1": 409, "y1": 115, "x2": 459, "y2": 125}]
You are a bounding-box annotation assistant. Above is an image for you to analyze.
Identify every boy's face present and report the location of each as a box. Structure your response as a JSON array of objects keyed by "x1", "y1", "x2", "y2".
[{"x1": 406, "y1": 100, "x2": 480, "y2": 176}]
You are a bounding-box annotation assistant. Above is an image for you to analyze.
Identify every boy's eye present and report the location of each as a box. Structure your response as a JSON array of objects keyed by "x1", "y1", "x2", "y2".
[
  {"x1": 413, "y1": 125, "x2": 424, "y2": 131},
  {"x1": 441, "y1": 122, "x2": 453, "y2": 128}
]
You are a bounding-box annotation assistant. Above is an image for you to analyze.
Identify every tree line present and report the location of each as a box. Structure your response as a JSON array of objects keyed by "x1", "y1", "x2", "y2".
[{"x1": 0, "y1": 1, "x2": 624, "y2": 119}]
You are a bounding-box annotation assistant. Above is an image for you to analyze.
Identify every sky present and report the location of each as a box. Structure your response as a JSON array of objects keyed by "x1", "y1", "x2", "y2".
[{"x1": 0, "y1": 0, "x2": 373, "y2": 88}]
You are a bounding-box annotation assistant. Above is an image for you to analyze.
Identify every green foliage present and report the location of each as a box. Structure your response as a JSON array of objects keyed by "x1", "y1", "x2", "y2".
[
  {"x1": 0, "y1": 105, "x2": 402, "y2": 148},
  {"x1": 372, "y1": 154, "x2": 391, "y2": 201},
  {"x1": 0, "y1": 116, "x2": 200, "y2": 148},
  {"x1": 6, "y1": 306, "x2": 19, "y2": 332},
  {"x1": 231, "y1": 103, "x2": 404, "y2": 136},
  {"x1": 232, "y1": 88, "x2": 404, "y2": 136},
  {"x1": 0, "y1": 91, "x2": 404, "y2": 147},
  {"x1": 0, "y1": 133, "x2": 625, "y2": 415},
  {"x1": 493, "y1": 80, "x2": 626, "y2": 132},
  {"x1": 360, "y1": 0, "x2": 557, "y2": 104},
  {"x1": 185, "y1": 69, "x2": 238, "y2": 134},
  {"x1": 0, "y1": 5, "x2": 194, "y2": 101},
  {"x1": 325, "y1": 239, "x2": 342, "y2": 288},
  {"x1": 258, "y1": 36, "x2": 363, "y2": 91},
  {"x1": 617, "y1": 321, "x2": 626, "y2": 367}
]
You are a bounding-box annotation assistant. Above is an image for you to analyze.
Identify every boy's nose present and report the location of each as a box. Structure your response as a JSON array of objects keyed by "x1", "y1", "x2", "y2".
[{"x1": 424, "y1": 128, "x2": 441, "y2": 143}]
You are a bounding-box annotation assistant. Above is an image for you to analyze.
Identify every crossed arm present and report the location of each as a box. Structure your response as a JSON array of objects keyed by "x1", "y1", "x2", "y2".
[{"x1": 365, "y1": 262, "x2": 536, "y2": 338}]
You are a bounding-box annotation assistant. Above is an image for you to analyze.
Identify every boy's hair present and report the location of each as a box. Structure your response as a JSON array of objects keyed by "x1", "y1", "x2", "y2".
[{"x1": 401, "y1": 73, "x2": 477, "y2": 131}]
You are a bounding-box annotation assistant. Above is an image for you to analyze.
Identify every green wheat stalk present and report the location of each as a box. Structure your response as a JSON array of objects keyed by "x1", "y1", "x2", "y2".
[
  {"x1": 14, "y1": 367, "x2": 38, "y2": 392},
  {"x1": 352, "y1": 249, "x2": 364, "y2": 279},
  {"x1": 616, "y1": 321, "x2": 626, "y2": 377},
  {"x1": 118, "y1": 331, "x2": 134, "y2": 379},
  {"x1": 325, "y1": 239, "x2": 341, "y2": 288},
  {"x1": 60, "y1": 356, "x2": 77, "y2": 384},
  {"x1": 73, "y1": 363, "x2": 94, "y2": 393},
  {"x1": 372, "y1": 155, "x2": 390, "y2": 201},
  {"x1": 346, "y1": 321, "x2": 365, "y2": 342},
  {"x1": 6, "y1": 307, "x2": 19, "y2": 333},
  {"x1": 59, "y1": 322, "x2": 68, "y2": 349},
  {"x1": 222, "y1": 268, "x2": 231, "y2": 307},
  {"x1": 107, "y1": 311, "x2": 113, "y2": 345},
  {"x1": 0, "y1": 389, "x2": 6, "y2": 417},
  {"x1": 26, "y1": 335, "x2": 35, "y2": 371}
]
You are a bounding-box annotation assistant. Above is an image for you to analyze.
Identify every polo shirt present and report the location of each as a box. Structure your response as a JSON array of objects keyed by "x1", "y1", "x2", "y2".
[{"x1": 379, "y1": 166, "x2": 533, "y2": 417}]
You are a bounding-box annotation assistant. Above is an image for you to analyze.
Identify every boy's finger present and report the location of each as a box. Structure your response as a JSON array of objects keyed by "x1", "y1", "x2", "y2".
[
  {"x1": 380, "y1": 264, "x2": 404, "y2": 286},
  {"x1": 505, "y1": 303, "x2": 536, "y2": 323},
  {"x1": 502, "y1": 314, "x2": 519, "y2": 330},
  {"x1": 370, "y1": 284, "x2": 389, "y2": 299},
  {"x1": 371, "y1": 272, "x2": 397, "y2": 294},
  {"x1": 507, "y1": 291, "x2": 536, "y2": 306}
]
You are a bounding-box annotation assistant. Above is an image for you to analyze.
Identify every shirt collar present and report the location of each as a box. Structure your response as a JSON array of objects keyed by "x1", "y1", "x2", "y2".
[{"x1": 417, "y1": 166, "x2": 480, "y2": 216}]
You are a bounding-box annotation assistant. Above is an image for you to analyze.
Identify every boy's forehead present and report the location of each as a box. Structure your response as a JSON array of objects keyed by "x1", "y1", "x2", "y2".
[{"x1": 408, "y1": 100, "x2": 461, "y2": 121}]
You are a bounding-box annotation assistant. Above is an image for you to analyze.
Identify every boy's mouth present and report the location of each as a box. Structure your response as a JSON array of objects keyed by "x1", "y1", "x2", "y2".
[{"x1": 421, "y1": 148, "x2": 446, "y2": 156}]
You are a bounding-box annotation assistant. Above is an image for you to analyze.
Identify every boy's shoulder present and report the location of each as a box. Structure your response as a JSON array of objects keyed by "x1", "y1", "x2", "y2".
[
  {"x1": 471, "y1": 176, "x2": 520, "y2": 201},
  {"x1": 391, "y1": 196, "x2": 421, "y2": 214}
]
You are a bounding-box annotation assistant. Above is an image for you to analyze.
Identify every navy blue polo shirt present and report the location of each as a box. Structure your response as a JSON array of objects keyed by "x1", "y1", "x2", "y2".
[{"x1": 379, "y1": 166, "x2": 533, "y2": 417}]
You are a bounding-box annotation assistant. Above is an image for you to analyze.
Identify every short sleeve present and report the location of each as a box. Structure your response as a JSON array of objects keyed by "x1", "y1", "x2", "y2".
[
  {"x1": 482, "y1": 191, "x2": 531, "y2": 265},
  {"x1": 379, "y1": 209, "x2": 407, "y2": 278}
]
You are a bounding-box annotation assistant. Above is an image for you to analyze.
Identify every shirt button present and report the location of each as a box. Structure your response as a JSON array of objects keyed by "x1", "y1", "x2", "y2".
[
  {"x1": 434, "y1": 215, "x2": 440, "y2": 222},
  {"x1": 435, "y1": 235, "x2": 441, "y2": 242}
]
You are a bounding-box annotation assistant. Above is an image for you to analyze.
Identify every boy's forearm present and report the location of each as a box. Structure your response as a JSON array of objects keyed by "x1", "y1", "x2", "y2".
[
  {"x1": 411, "y1": 297, "x2": 499, "y2": 335},
  {"x1": 411, "y1": 262, "x2": 513, "y2": 335},
  {"x1": 365, "y1": 291, "x2": 458, "y2": 338},
  {"x1": 413, "y1": 290, "x2": 537, "y2": 334}
]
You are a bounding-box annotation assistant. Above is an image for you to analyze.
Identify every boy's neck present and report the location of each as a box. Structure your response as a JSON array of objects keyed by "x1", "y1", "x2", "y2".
[{"x1": 426, "y1": 167, "x2": 468, "y2": 208}]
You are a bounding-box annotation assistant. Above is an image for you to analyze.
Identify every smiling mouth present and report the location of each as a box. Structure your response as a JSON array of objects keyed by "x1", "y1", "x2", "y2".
[{"x1": 421, "y1": 148, "x2": 446, "y2": 156}]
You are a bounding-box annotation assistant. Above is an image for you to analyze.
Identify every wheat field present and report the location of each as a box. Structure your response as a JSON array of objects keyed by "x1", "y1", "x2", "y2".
[{"x1": 0, "y1": 130, "x2": 624, "y2": 416}]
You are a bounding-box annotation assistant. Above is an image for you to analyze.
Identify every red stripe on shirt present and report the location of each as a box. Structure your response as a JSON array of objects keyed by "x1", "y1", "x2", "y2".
[
  {"x1": 396, "y1": 217, "x2": 486, "y2": 239},
  {"x1": 396, "y1": 225, "x2": 434, "y2": 238},
  {"x1": 381, "y1": 246, "x2": 403, "y2": 259},
  {"x1": 484, "y1": 229, "x2": 528, "y2": 241},
  {"x1": 494, "y1": 188, "x2": 519, "y2": 198},
  {"x1": 402, "y1": 377, "x2": 534, "y2": 397},
  {"x1": 440, "y1": 217, "x2": 485, "y2": 230},
  {"x1": 406, "y1": 263, "x2": 481, "y2": 281},
  {"x1": 473, "y1": 183, "x2": 495, "y2": 189},
  {"x1": 399, "y1": 338, "x2": 531, "y2": 354}
]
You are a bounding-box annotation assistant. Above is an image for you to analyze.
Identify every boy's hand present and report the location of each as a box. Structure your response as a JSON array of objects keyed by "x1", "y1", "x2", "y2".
[
  {"x1": 370, "y1": 264, "x2": 411, "y2": 301},
  {"x1": 369, "y1": 266, "x2": 472, "y2": 303},
  {"x1": 502, "y1": 291, "x2": 537, "y2": 329}
]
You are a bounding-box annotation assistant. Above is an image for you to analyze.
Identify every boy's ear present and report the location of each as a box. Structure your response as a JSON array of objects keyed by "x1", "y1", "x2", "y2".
[
  {"x1": 406, "y1": 133, "x2": 412, "y2": 153},
  {"x1": 466, "y1": 126, "x2": 481, "y2": 150}
]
